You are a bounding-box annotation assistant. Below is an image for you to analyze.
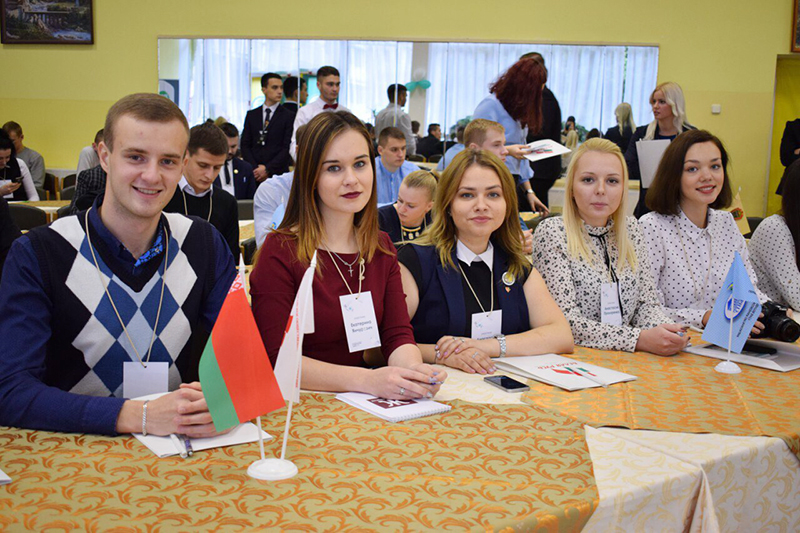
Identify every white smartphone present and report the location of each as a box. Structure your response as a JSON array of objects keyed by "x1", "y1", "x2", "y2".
[{"x1": 484, "y1": 375, "x2": 530, "y2": 393}]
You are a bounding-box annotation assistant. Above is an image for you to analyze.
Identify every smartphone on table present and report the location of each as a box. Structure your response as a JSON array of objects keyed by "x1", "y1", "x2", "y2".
[{"x1": 484, "y1": 375, "x2": 530, "y2": 393}]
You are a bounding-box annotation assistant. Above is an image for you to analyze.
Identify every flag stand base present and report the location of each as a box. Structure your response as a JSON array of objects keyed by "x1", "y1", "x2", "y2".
[
  {"x1": 247, "y1": 458, "x2": 298, "y2": 480},
  {"x1": 715, "y1": 360, "x2": 742, "y2": 374}
]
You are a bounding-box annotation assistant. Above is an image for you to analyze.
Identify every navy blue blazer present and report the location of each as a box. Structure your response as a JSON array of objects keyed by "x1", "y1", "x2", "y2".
[
  {"x1": 404, "y1": 242, "x2": 530, "y2": 344},
  {"x1": 214, "y1": 158, "x2": 256, "y2": 200},
  {"x1": 240, "y1": 104, "x2": 293, "y2": 176}
]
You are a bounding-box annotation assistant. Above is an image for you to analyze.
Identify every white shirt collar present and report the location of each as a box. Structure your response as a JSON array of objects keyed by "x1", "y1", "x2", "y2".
[
  {"x1": 179, "y1": 176, "x2": 212, "y2": 198},
  {"x1": 456, "y1": 239, "x2": 494, "y2": 272},
  {"x1": 263, "y1": 102, "x2": 279, "y2": 114}
]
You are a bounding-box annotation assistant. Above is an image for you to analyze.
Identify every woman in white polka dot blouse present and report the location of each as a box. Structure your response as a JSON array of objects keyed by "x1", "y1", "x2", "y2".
[
  {"x1": 640, "y1": 130, "x2": 767, "y2": 329},
  {"x1": 749, "y1": 160, "x2": 800, "y2": 311},
  {"x1": 533, "y1": 139, "x2": 687, "y2": 356}
]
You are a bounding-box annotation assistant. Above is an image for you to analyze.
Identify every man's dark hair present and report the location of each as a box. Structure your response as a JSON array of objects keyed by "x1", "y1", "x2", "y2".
[
  {"x1": 94, "y1": 129, "x2": 104, "y2": 144},
  {"x1": 646, "y1": 129, "x2": 733, "y2": 215},
  {"x1": 261, "y1": 72, "x2": 282, "y2": 88},
  {"x1": 284, "y1": 76, "x2": 303, "y2": 98},
  {"x1": 411, "y1": 121, "x2": 420, "y2": 134},
  {"x1": 317, "y1": 66, "x2": 340, "y2": 79},
  {"x1": 428, "y1": 123, "x2": 440, "y2": 135},
  {"x1": 387, "y1": 83, "x2": 407, "y2": 103},
  {"x1": 187, "y1": 123, "x2": 229, "y2": 157},
  {"x1": 219, "y1": 122, "x2": 239, "y2": 138}
]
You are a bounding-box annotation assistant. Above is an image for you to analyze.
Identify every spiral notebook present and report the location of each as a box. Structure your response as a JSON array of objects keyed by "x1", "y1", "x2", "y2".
[{"x1": 336, "y1": 392, "x2": 451, "y2": 422}]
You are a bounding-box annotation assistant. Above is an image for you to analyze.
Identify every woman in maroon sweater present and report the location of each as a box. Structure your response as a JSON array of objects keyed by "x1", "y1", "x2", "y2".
[{"x1": 250, "y1": 112, "x2": 445, "y2": 400}]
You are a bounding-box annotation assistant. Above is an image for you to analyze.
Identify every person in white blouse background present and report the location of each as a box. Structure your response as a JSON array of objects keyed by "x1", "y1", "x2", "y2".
[
  {"x1": 640, "y1": 129, "x2": 766, "y2": 332},
  {"x1": 533, "y1": 138, "x2": 687, "y2": 356},
  {"x1": 749, "y1": 159, "x2": 800, "y2": 311},
  {"x1": 0, "y1": 131, "x2": 39, "y2": 201}
]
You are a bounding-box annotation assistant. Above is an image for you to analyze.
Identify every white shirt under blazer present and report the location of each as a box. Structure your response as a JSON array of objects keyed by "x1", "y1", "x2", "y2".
[
  {"x1": 748, "y1": 214, "x2": 800, "y2": 311},
  {"x1": 639, "y1": 208, "x2": 766, "y2": 328}
]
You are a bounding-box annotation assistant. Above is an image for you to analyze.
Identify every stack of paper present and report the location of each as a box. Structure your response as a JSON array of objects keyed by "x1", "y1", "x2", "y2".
[{"x1": 493, "y1": 354, "x2": 637, "y2": 391}]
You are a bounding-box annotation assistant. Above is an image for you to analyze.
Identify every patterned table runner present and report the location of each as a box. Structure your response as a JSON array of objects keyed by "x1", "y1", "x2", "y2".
[
  {"x1": 522, "y1": 338, "x2": 800, "y2": 461},
  {"x1": 0, "y1": 393, "x2": 597, "y2": 532}
]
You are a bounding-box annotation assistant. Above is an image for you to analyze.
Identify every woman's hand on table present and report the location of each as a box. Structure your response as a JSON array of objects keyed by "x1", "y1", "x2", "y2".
[
  {"x1": 364, "y1": 365, "x2": 444, "y2": 400},
  {"x1": 435, "y1": 335, "x2": 496, "y2": 374},
  {"x1": 635, "y1": 324, "x2": 689, "y2": 356}
]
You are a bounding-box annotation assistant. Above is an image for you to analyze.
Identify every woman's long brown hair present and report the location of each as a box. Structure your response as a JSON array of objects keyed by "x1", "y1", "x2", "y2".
[{"x1": 276, "y1": 111, "x2": 391, "y2": 266}]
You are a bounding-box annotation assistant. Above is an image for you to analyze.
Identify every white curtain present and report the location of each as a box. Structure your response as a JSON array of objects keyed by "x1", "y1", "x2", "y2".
[
  {"x1": 177, "y1": 39, "x2": 205, "y2": 127},
  {"x1": 425, "y1": 42, "x2": 658, "y2": 135},
  {"x1": 203, "y1": 39, "x2": 251, "y2": 129},
  {"x1": 345, "y1": 41, "x2": 412, "y2": 124}
]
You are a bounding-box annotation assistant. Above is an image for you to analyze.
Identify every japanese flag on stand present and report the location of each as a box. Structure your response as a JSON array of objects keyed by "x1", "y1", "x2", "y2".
[{"x1": 273, "y1": 252, "x2": 317, "y2": 403}]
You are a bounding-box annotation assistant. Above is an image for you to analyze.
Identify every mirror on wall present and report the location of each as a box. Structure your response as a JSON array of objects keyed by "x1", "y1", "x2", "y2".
[{"x1": 158, "y1": 38, "x2": 658, "y2": 171}]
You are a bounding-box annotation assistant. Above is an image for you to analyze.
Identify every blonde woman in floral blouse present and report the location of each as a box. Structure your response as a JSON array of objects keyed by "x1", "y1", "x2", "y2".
[{"x1": 532, "y1": 138, "x2": 687, "y2": 355}]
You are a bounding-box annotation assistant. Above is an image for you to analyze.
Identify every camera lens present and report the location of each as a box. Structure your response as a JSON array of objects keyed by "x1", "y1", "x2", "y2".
[{"x1": 775, "y1": 318, "x2": 800, "y2": 343}]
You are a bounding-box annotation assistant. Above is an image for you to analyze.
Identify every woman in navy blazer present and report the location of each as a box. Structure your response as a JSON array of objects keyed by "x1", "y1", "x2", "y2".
[{"x1": 397, "y1": 149, "x2": 573, "y2": 375}]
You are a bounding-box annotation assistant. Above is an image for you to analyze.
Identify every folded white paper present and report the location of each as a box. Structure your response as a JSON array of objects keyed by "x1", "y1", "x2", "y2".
[
  {"x1": 523, "y1": 139, "x2": 571, "y2": 163},
  {"x1": 133, "y1": 422, "x2": 272, "y2": 458},
  {"x1": 493, "y1": 354, "x2": 637, "y2": 391},
  {"x1": 0, "y1": 468, "x2": 10, "y2": 485},
  {"x1": 686, "y1": 340, "x2": 800, "y2": 372}
]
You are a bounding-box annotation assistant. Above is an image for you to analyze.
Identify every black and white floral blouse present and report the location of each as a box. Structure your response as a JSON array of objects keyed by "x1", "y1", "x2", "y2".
[{"x1": 532, "y1": 216, "x2": 670, "y2": 351}]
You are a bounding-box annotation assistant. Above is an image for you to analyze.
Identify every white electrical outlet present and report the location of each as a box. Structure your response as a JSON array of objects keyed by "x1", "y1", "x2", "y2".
[{"x1": 711, "y1": 104, "x2": 721, "y2": 114}]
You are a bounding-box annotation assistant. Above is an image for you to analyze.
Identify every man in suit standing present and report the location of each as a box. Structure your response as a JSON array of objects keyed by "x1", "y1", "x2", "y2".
[
  {"x1": 282, "y1": 76, "x2": 308, "y2": 116},
  {"x1": 241, "y1": 73, "x2": 293, "y2": 183},
  {"x1": 290, "y1": 65, "x2": 350, "y2": 159},
  {"x1": 214, "y1": 122, "x2": 256, "y2": 200},
  {"x1": 522, "y1": 52, "x2": 562, "y2": 208},
  {"x1": 375, "y1": 84, "x2": 416, "y2": 157}
]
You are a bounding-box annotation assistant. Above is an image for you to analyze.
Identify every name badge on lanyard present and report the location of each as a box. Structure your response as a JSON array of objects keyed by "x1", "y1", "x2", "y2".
[
  {"x1": 600, "y1": 282, "x2": 623, "y2": 326},
  {"x1": 340, "y1": 292, "x2": 382, "y2": 353},
  {"x1": 123, "y1": 361, "x2": 169, "y2": 398},
  {"x1": 472, "y1": 310, "x2": 503, "y2": 340}
]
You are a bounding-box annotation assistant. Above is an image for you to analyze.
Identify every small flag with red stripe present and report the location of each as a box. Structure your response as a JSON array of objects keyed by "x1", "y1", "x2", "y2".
[{"x1": 199, "y1": 265, "x2": 284, "y2": 432}]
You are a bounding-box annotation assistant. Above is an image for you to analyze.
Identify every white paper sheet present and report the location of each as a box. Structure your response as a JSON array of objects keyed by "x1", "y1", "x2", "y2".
[
  {"x1": 635, "y1": 139, "x2": 670, "y2": 188},
  {"x1": 522, "y1": 139, "x2": 571, "y2": 163},
  {"x1": 0, "y1": 468, "x2": 10, "y2": 485},
  {"x1": 133, "y1": 422, "x2": 272, "y2": 458}
]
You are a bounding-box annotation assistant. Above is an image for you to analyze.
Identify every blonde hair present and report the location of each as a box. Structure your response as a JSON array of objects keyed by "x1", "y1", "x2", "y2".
[
  {"x1": 414, "y1": 149, "x2": 530, "y2": 280},
  {"x1": 464, "y1": 119, "x2": 505, "y2": 147},
  {"x1": 644, "y1": 82, "x2": 689, "y2": 140},
  {"x1": 401, "y1": 169, "x2": 438, "y2": 201},
  {"x1": 563, "y1": 138, "x2": 638, "y2": 272},
  {"x1": 614, "y1": 103, "x2": 636, "y2": 135}
]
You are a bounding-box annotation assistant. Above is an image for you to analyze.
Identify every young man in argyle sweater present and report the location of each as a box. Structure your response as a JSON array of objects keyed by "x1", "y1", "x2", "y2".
[{"x1": 0, "y1": 94, "x2": 236, "y2": 436}]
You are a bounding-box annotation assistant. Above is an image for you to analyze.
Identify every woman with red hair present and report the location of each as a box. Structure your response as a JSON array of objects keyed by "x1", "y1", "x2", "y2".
[{"x1": 473, "y1": 58, "x2": 548, "y2": 214}]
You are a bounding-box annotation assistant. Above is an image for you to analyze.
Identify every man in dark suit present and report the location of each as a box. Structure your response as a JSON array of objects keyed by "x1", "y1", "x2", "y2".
[
  {"x1": 522, "y1": 52, "x2": 562, "y2": 208},
  {"x1": 282, "y1": 76, "x2": 307, "y2": 117},
  {"x1": 214, "y1": 122, "x2": 256, "y2": 200},
  {"x1": 241, "y1": 73, "x2": 293, "y2": 182},
  {"x1": 416, "y1": 123, "x2": 444, "y2": 159}
]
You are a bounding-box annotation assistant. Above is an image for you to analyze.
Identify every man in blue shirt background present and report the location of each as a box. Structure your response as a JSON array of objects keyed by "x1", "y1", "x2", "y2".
[{"x1": 375, "y1": 127, "x2": 420, "y2": 204}]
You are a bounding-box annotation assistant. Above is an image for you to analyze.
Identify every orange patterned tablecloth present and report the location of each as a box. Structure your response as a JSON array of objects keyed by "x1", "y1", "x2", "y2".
[
  {"x1": 522, "y1": 336, "x2": 800, "y2": 462},
  {"x1": 0, "y1": 394, "x2": 597, "y2": 531}
]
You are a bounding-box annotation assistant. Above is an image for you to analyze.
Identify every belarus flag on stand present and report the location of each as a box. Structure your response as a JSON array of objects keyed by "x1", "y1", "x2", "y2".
[{"x1": 199, "y1": 262, "x2": 285, "y2": 432}]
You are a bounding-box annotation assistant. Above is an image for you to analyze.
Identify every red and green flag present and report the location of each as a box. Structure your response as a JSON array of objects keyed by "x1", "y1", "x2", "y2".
[{"x1": 199, "y1": 268, "x2": 284, "y2": 432}]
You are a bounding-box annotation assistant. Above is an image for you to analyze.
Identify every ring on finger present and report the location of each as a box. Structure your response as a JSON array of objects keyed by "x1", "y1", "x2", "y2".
[{"x1": 399, "y1": 387, "x2": 406, "y2": 396}]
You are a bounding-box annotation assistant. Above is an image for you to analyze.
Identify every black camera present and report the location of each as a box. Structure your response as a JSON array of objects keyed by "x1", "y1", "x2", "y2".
[{"x1": 751, "y1": 301, "x2": 800, "y2": 343}]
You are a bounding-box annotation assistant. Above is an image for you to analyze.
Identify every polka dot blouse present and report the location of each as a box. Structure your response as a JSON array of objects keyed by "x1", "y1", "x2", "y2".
[
  {"x1": 639, "y1": 208, "x2": 766, "y2": 328},
  {"x1": 748, "y1": 214, "x2": 800, "y2": 310},
  {"x1": 532, "y1": 216, "x2": 671, "y2": 352}
]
